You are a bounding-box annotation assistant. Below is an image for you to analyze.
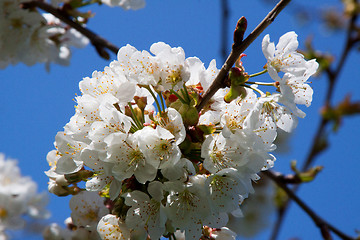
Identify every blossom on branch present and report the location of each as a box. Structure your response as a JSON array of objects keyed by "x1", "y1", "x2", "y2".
[
  {"x1": 0, "y1": 0, "x2": 88, "y2": 70},
  {"x1": 46, "y1": 33, "x2": 318, "y2": 239}
]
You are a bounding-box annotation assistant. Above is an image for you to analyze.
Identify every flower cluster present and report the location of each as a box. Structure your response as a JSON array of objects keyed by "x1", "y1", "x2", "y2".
[
  {"x1": 46, "y1": 31, "x2": 318, "y2": 239},
  {"x1": 0, "y1": 0, "x2": 89, "y2": 69},
  {"x1": 0, "y1": 154, "x2": 50, "y2": 239}
]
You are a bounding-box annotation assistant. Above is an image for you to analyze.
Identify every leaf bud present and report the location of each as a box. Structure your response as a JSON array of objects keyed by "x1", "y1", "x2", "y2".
[{"x1": 233, "y1": 16, "x2": 247, "y2": 46}]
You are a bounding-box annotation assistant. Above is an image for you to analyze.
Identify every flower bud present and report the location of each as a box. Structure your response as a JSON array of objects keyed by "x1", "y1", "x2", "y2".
[
  {"x1": 233, "y1": 16, "x2": 247, "y2": 46},
  {"x1": 134, "y1": 96, "x2": 147, "y2": 111},
  {"x1": 224, "y1": 67, "x2": 248, "y2": 103},
  {"x1": 55, "y1": 175, "x2": 69, "y2": 186},
  {"x1": 64, "y1": 170, "x2": 93, "y2": 184},
  {"x1": 182, "y1": 105, "x2": 199, "y2": 126},
  {"x1": 162, "y1": 91, "x2": 178, "y2": 107},
  {"x1": 48, "y1": 182, "x2": 69, "y2": 196}
]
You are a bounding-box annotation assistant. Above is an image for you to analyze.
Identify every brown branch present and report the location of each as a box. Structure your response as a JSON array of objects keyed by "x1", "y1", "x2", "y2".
[
  {"x1": 269, "y1": 12, "x2": 359, "y2": 240},
  {"x1": 21, "y1": 0, "x2": 120, "y2": 59},
  {"x1": 266, "y1": 171, "x2": 302, "y2": 184},
  {"x1": 264, "y1": 170, "x2": 356, "y2": 240},
  {"x1": 302, "y1": 12, "x2": 358, "y2": 171},
  {"x1": 196, "y1": 0, "x2": 291, "y2": 112}
]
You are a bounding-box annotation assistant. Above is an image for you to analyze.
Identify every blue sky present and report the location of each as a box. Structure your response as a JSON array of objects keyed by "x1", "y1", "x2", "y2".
[{"x1": 1, "y1": 0, "x2": 360, "y2": 239}]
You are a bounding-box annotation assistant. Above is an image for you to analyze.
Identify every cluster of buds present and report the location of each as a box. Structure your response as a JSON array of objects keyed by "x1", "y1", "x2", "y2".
[{"x1": 45, "y1": 30, "x2": 318, "y2": 239}]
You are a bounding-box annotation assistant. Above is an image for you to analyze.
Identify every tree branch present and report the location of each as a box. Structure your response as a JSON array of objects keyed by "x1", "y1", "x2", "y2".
[
  {"x1": 302, "y1": 12, "x2": 357, "y2": 172},
  {"x1": 264, "y1": 170, "x2": 356, "y2": 240},
  {"x1": 269, "y1": 9, "x2": 359, "y2": 240},
  {"x1": 266, "y1": 171, "x2": 303, "y2": 184},
  {"x1": 21, "y1": 0, "x2": 120, "y2": 59},
  {"x1": 196, "y1": 0, "x2": 291, "y2": 112}
]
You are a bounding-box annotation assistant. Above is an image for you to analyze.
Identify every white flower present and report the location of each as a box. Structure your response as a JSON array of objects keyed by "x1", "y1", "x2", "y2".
[
  {"x1": 227, "y1": 179, "x2": 274, "y2": 238},
  {"x1": 247, "y1": 93, "x2": 298, "y2": 133},
  {"x1": 0, "y1": 193, "x2": 26, "y2": 232},
  {"x1": 43, "y1": 223, "x2": 72, "y2": 240},
  {"x1": 150, "y1": 42, "x2": 190, "y2": 90},
  {"x1": 201, "y1": 133, "x2": 249, "y2": 173},
  {"x1": 88, "y1": 102, "x2": 132, "y2": 143},
  {"x1": 0, "y1": 154, "x2": 50, "y2": 233},
  {"x1": 124, "y1": 181, "x2": 167, "y2": 239},
  {"x1": 279, "y1": 72, "x2": 314, "y2": 108},
  {"x1": 155, "y1": 107, "x2": 186, "y2": 145},
  {"x1": 262, "y1": 31, "x2": 318, "y2": 81},
  {"x1": 198, "y1": 59, "x2": 219, "y2": 92},
  {"x1": 97, "y1": 214, "x2": 131, "y2": 240},
  {"x1": 114, "y1": 42, "x2": 208, "y2": 91},
  {"x1": 104, "y1": 131, "x2": 157, "y2": 184},
  {"x1": 101, "y1": 0, "x2": 145, "y2": 10},
  {"x1": 79, "y1": 68, "x2": 136, "y2": 103},
  {"x1": 114, "y1": 44, "x2": 158, "y2": 86},
  {"x1": 220, "y1": 89, "x2": 257, "y2": 137},
  {"x1": 69, "y1": 191, "x2": 109, "y2": 231},
  {"x1": 165, "y1": 176, "x2": 212, "y2": 239},
  {"x1": 53, "y1": 132, "x2": 85, "y2": 174},
  {"x1": 161, "y1": 158, "x2": 196, "y2": 181},
  {"x1": 0, "y1": 5, "x2": 89, "y2": 69},
  {"x1": 138, "y1": 126, "x2": 181, "y2": 170},
  {"x1": 206, "y1": 168, "x2": 248, "y2": 214},
  {"x1": 211, "y1": 227, "x2": 237, "y2": 240},
  {"x1": 80, "y1": 148, "x2": 113, "y2": 192}
]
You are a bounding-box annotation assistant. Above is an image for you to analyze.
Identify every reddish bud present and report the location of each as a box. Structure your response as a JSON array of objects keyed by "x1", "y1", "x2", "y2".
[{"x1": 233, "y1": 17, "x2": 247, "y2": 45}]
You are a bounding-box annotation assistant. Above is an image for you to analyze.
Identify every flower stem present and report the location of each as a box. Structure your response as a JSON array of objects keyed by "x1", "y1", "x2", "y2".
[
  {"x1": 170, "y1": 89, "x2": 187, "y2": 104},
  {"x1": 144, "y1": 85, "x2": 162, "y2": 113},
  {"x1": 183, "y1": 84, "x2": 191, "y2": 103},
  {"x1": 160, "y1": 92, "x2": 166, "y2": 112},
  {"x1": 246, "y1": 81, "x2": 274, "y2": 86},
  {"x1": 249, "y1": 69, "x2": 267, "y2": 78},
  {"x1": 243, "y1": 84, "x2": 265, "y2": 96},
  {"x1": 127, "y1": 102, "x2": 143, "y2": 130}
]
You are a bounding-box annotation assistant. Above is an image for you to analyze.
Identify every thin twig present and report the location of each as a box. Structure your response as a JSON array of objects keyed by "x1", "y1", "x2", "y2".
[
  {"x1": 220, "y1": 0, "x2": 230, "y2": 62},
  {"x1": 196, "y1": 0, "x2": 291, "y2": 112},
  {"x1": 21, "y1": 0, "x2": 120, "y2": 59},
  {"x1": 266, "y1": 171, "x2": 302, "y2": 184},
  {"x1": 269, "y1": 12, "x2": 359, "y2": 240},
  {"x1": 264, "y1": 170, "x2": 355, "y2": 240},
  {"x1": 302, "y1": 12, "x2": 358, "y2": 171}
]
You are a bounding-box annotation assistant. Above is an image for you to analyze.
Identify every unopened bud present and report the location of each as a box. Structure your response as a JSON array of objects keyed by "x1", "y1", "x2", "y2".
[
  {"x1": 48, "y1": 182, "x2": 69, "y2": 196},
  {"x1": 65, "y1": 170, "x2": 93, "y2": 184},
  {"x1": 183, "y1": 106, "x2": 199, "y2": 126},
  {"x1": 224, "y1": 67, "x2": 249, "y2": 103},
  {"x1": 55, "y1": 175, "x2": 69, "y2": 186},
  {"x1": 134, "y1": 96, "x2": 147, "y2": 111},
  {"x1": 124, "y1": 105, "x2": 132, "y2": 117},
  {"x1": 224, "y1": 85, "x2": 247, "y2": 103},
  {"x1": 228, "y1": 67, "x2": 249, "y2": 85},
  {"x1": 233, "y1": 17, "x2": 247, "y2": 46},
  {"x1": 162, "y1": 91, "x2": 178, "y2": 107}
]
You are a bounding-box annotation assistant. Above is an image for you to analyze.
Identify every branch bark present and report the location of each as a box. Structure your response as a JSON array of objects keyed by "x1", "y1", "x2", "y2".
[
  {"x1": 264, "y1": 170, "x2": 356, "y2": 240},
  {"x1": 196, "y1": 0, "x2": 291, "y2": 112}
]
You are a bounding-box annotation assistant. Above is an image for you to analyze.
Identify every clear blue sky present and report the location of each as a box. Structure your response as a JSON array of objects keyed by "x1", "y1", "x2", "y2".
[{"x1": 1, "y1": 0, "x2": 359, "y2": 239}]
